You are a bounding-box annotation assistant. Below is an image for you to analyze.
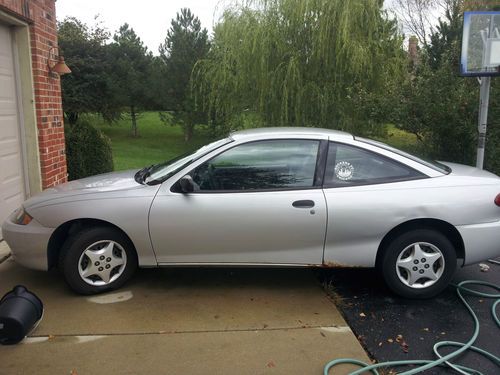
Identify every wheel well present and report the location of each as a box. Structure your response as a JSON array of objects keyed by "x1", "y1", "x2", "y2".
[
  {"x1": 47, "y1": 218, "x2": 137, "y2": 269},
  {"x1": 375, "y1": 219, "x2": 465, "y2": 268}
]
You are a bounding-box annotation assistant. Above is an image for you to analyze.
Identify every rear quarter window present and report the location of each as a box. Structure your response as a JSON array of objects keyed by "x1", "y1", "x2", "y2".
[{"x1": 324, "y1": 142, "x2": 425, "y2": 187}]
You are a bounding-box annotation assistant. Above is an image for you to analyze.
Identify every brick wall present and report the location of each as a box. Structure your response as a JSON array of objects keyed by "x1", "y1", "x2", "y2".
[{"x1": 0, "y1": 0, "x2": 67, "y2": 188}]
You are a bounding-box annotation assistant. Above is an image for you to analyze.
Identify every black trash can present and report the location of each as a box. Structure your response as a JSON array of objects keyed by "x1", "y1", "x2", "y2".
[{"x1": 0, "y1": 285, "x2": 44, "y2": 345}]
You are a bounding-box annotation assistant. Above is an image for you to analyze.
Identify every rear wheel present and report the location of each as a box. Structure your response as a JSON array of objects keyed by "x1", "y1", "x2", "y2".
[
  {"x1": 59, "y1": 226, "x2": 138, "y2": 294},
  {"x1": 379, "y1": 229, "x2": 457, "y2": 299}
]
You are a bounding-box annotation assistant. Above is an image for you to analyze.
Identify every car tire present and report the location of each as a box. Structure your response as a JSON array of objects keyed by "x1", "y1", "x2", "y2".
[
  {"x1": 379, "y1": 229, "x2": 457, "y2": 299},
  {"x1": 59, "y1": 226, "x2": 138, "y2": 295}
]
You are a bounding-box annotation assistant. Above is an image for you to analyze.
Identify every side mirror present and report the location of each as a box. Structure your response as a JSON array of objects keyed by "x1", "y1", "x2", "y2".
[{"x1": 179, "y1": 175, "x2": 195, "y2": 193}]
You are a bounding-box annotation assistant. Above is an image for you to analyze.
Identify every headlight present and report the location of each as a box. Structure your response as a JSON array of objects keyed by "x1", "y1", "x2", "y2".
[{"x1": 13, "y1": 207, "x2": 32, "y2": 225}]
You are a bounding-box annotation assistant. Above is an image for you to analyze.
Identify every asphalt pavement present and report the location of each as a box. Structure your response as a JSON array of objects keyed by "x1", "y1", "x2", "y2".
[{"x1": 319, "y1": 259, "x2": 500, "y2": 374}]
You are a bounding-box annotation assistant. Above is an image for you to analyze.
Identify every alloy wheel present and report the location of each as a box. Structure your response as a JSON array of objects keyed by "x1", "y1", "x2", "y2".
[
  {"x1": 78, "y1": 240, "x2": 127, "y2": 286},
  {"x1": 395, "y1": 242, "x2": 445, "y2": 289}
]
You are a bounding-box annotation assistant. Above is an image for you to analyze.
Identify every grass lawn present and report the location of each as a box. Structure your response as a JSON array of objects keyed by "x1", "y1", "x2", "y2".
[
  {"x1": 377, "y1": 124, "x2": 420, "y2": 153},
  {"x1": 96, "y1": 112, "x2": 211, "y2": 171},
  {"x1": 95, "y1": 112, "x2": 420, "y2": 171}
]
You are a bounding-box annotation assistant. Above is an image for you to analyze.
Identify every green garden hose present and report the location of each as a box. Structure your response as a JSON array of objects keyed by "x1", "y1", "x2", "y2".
[{"x1": 324, "y1": 278, "x2": 500, "y2": 375}]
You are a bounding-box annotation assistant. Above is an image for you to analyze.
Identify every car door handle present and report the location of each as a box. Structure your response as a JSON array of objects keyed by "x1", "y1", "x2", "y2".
[{"x1": 292, "y1": 200, "x2": 315, "y2": 208}]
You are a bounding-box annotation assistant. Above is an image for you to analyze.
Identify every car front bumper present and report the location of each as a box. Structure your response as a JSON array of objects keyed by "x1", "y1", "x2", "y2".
[
  {"x1": 1, "y1": 212, "x2": 54, "y2": 271},
  {"x1": 457, "y1": 220, "x2": 500, "y2": 265}
]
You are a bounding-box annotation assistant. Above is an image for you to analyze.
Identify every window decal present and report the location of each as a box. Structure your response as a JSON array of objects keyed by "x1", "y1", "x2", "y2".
[{"x1": 334, "y1": 161, "x2": 354, "y2": 181}]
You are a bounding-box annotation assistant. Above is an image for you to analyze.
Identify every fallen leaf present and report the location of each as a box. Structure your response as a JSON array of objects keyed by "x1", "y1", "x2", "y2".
[
  {"x1": 479, "y1": 263, "x2": 490, "y2": 272},
  {"x1": 387, "y1": 338, "x2": 394, "y2": 343},
  {"x1": 266, "y1": 361, "x2": 276, "y2": 368},
  {"x1": 320, "y1": 332, "x2": 326, "y2": 338},
  {"x1": 396, "y1": 334, "x2": 403, "y2": 343},
  {"x1": 423, "y1": 328, "x2": 429, "y2": 332},
  {"x1": 400, "y1": 339, "x2": 409, "y2": 353},
  {"x1": 359, "y1": 312, "x2": 366, "y2": 317},
  {"x1": 48, "y1": 335, "x2": 56, "y2": 341},
  {"x1": 378, "y1": 342, "x2": 383, "y2": 347}
]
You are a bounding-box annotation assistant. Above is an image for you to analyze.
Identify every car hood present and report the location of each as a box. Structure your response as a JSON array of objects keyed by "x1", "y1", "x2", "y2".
[{"x1": 23, "y1": 169, "x2": 145, "y2": 209}]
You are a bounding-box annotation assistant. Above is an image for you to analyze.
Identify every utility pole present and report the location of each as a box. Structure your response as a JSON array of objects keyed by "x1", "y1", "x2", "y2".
[
  {"x1": 476, "y1": 76, "x2": 491, "y2": 169},
  {"x1": 475, "y1": 15, "x2": 495, "y2": 169}
]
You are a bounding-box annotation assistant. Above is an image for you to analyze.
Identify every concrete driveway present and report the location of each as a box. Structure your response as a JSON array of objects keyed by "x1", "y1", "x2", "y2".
[{"x1": 0, "y1": 241, "x2": 369, "y2": 375}]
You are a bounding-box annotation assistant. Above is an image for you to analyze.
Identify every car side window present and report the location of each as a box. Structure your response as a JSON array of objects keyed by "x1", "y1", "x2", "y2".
[
  {"x1": 324, "y1": 142, "x2": 423, "y2": 187},
  {"x1": 190, "y1": 139, "x2": 320, "y2": 191}
]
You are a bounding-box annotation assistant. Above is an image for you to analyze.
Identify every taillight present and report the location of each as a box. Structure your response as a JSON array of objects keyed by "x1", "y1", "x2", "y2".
[{"x1": 495, "y1": 194, "x2": 500, "y2": 206}]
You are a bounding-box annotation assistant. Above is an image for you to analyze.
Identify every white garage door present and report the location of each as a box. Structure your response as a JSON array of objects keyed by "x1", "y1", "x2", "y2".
[{"x1": 0, "y1": 24, "x2": 25, "y2": 239}]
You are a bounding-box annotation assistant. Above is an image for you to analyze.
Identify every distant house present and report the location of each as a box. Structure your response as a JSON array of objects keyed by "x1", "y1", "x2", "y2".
[{"x1": 0, "y1": 0, "x2": 67, "y2": 235}]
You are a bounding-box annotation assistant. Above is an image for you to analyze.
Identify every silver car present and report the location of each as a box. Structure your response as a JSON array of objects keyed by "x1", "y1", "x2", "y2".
[{"x1": 3, "y1": 128, "x2": 500, "y2": 298}]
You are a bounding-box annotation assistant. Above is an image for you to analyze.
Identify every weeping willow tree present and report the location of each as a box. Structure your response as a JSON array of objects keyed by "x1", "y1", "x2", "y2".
[{"x1": 193, "y1": 0, "x2": 407, "y2": 135}]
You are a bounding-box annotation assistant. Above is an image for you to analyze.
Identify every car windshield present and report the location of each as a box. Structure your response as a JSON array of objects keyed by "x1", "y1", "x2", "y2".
[
  {"x1": 356, "y1": 137, "x2": 451, "y2": 174},
  {"x1": 141, "y1": 137, "x2": 233, "y2": 185}
]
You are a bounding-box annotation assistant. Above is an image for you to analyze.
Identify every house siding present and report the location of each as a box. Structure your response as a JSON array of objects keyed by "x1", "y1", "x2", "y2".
[{"x1": 0, "y1": 0, "x2": 67, "y2": 188}]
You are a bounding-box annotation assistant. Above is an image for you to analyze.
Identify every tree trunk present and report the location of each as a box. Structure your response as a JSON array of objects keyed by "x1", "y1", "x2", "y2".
[
  {"x1": 184, "y1": 122, "x2": 194, "y2": 142},
  {"x1": 130, "y1": 106, "x2": 138, "y2": 137},
  {"x1": 66, "y1": 112, "x2": 79, "y2": 125}
]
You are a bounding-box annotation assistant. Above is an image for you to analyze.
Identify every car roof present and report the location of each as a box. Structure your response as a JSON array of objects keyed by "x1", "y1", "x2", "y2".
[{"x1": 230, "y1": 127, "x2": 353, "y2": 141}]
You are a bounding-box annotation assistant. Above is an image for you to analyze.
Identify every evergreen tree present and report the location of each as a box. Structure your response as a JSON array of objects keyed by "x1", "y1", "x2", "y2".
[
  {"x1": 160, "y1": 8, "x2": 210, "y2": 141},
  {"x1": 110, "y1": 24, "x2": 154, "y2": 137},
  {"x1": 58, "y1": 17, "x2": 120, "y2": 124},
  {"x1": 396, "y1": 0, "x2": 500, "y2": 172}
]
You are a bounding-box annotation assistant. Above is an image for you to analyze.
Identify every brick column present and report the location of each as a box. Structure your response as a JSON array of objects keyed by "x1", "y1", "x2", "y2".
[
  {"x1": 30, "y1": 1, "x2": 67, "y2": 188},
  {"x1": 0, "y1": 0, "x2": 67, "y2": 188}
]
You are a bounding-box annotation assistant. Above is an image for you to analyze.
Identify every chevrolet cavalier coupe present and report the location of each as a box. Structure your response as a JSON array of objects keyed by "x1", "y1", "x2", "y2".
[{"x1": 3, "y1": 128, "x2": 500, "y2": 298}]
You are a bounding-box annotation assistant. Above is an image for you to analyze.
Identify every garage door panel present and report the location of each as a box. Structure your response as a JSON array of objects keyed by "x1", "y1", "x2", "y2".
[
  {"x1": 0, "y1": 116, "x2": 20, "y2": 139},
  {"x1": 0, "y1": 55, "x2": 14, "y2": 73},
  {"x1": 0, "y1": 24, "x2": 25, "y2": 239},
  {"x1": 0, "y1": 76, "x2": 16, "y2": 98},
  {"x1": 0, "y1": 105, "x2": 17, "y2": 116},
  {"x1": 1, "y1": 148, "x2": 23, "y2": 174},
  {"x1": 1, "y1": 184, "x2": 23, "y2": 204}
]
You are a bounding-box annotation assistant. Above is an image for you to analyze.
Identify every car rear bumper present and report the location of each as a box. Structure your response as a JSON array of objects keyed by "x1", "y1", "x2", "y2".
[
  {"x1": 457, "y1": 220, "x2": 500, "y2": 265},
  {"x1": 1, "y1": 212, "x2": 54, "y2": 271}
]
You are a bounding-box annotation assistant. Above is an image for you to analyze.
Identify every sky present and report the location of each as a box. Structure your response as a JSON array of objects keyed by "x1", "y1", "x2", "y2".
[
  {"x1": 56, "y1": 0, "x2": 224, "y2": 54},
  {"x1": 56, "y1": 0, "x2": 444, "y2": 54}
]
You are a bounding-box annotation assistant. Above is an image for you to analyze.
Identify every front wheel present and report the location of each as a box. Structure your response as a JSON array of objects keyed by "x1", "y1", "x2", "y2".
[
  {"x1": 379, "y1": 229, "x2": 457, "y2": 299},
  {"x1": 59, "y1": 226, "x2": 138, "y2": 294}
]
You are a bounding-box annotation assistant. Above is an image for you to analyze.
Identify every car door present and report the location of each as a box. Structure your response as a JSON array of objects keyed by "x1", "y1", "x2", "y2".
[
  {"x1": 322, "y1": 141, "x2": 427, "y2": 267},
  {"x1": 149, "y1": 138, "x2": 328, "y2": 265}
]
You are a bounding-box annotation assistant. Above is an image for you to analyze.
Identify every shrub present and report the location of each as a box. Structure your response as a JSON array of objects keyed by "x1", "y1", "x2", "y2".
[{"x1": 65, "y1": 118, "x2": 114, "y2": 180}]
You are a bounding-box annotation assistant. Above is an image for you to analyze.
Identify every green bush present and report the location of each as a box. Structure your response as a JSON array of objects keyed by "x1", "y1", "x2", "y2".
[{"x1": 65, "y1": 118, "x2": 114, "y2": 180}]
